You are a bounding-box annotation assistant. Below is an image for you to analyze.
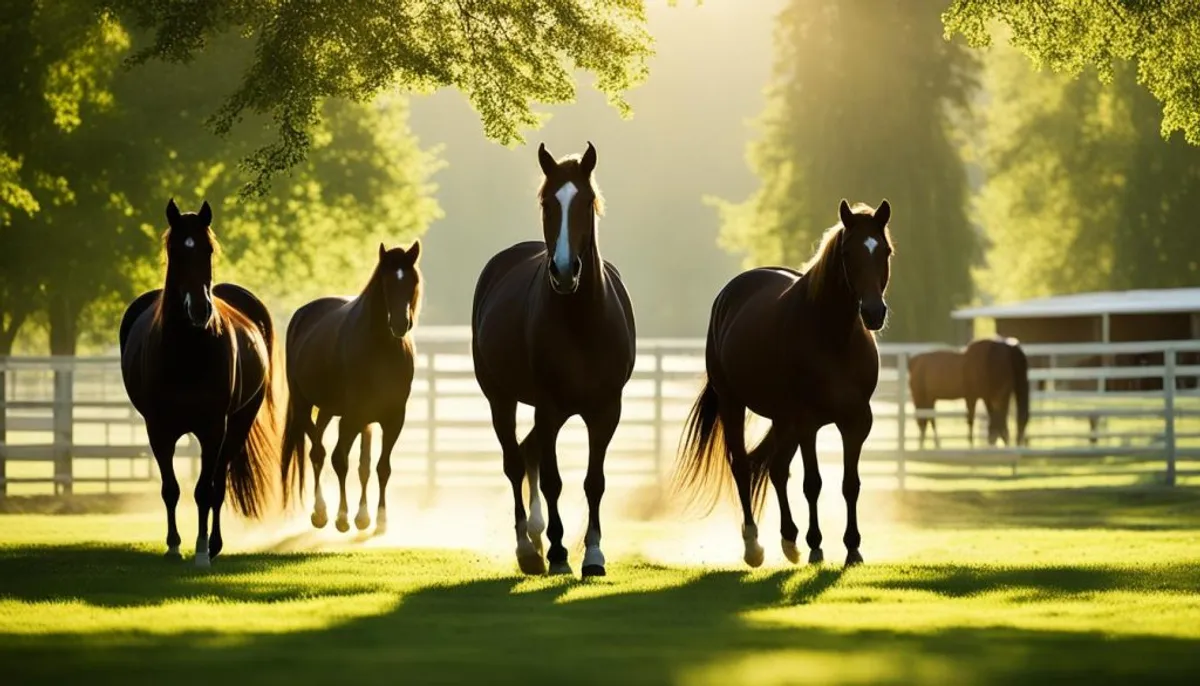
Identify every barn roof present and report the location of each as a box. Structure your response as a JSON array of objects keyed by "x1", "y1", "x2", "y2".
[{"x1": 952, "y1": 287, "x2": 1200, "y2": 320}]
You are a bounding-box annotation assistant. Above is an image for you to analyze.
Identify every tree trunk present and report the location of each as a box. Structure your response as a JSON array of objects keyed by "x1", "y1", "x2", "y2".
[
  {"x1": 48, "y1": 295, "x2": 80, "y2": 356},
  {"x1": 0, "y1": 310, "x2": 26, "y2": 500}
]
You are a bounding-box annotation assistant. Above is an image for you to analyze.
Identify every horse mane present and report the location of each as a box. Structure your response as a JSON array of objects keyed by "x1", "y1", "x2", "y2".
[
  {"x1": 536, "y1": 156, "x2": 606, "y2": 217},
  {"x1": 801, "y1": 202, "x2": 889, "y2": 302},
  {"x1": 148, "y1": 225, "x2": 223, "y2": 335}
]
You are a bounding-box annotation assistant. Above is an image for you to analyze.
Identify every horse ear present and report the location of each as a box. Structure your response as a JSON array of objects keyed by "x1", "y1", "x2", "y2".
[
  {"x1": 538, "y1": 143, "x2": 557, "y2": 177},
  {"x1": 838, "y1": 199, "x2": 854, "y2": 227},
  {"x1": 581, "y1": 141, "x2": 597, "y2": 176},
  {"x1": 166, "y1": 198, "x2": 181, "y2": 225},
  {"x1": 408, "y1": 239, "x2": 421, "y2": 263},
  {"x1": 379, "y1": 242, "x2": 387, "y2": 260},
  {"x1": 198, "y1": 200, "x2": 213, "y2": 226},
  {"x1": 875, "y1": 199, "x2": 891, "y2": 227}
]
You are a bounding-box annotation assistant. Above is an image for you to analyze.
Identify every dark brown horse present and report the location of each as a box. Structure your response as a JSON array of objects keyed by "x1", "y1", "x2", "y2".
[
  {"x1": 907, "y1": 337, "x2": 1030, "y2": 449},
  {"x1": 280, "y1": 241, "x2": 423, "y2": 535},
  {"x1": 472, "y1": 142, "x2": 635, "y2": 578},
  {"x1": 119, "y1": 199, "x2": 280, "y2": 567},
  {"x1": 676, "y1": 200, "x2": 893, "y2": 568}
]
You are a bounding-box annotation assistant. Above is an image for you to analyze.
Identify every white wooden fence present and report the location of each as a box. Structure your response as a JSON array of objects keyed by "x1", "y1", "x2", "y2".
[{"x1": 1, "y1": 335, "x2": 1198, "y2": 497}]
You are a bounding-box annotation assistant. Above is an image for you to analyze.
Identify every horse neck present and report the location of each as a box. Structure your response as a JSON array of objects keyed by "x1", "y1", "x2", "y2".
[
  {"x1": 354, "y1": 268, "x2": 391, "y2": 339},
  {"x1": 797, "y1": 234, "x2": 861, "y2": 334}
]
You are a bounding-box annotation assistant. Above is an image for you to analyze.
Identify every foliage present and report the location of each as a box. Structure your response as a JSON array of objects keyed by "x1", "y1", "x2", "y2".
[
  {"x1": 972, "y1": 39, "x2": 1200, "y2": 303},
  {"x1": 715, "y1": 0, "x2": 980, "y2": 341},
  {"x1": 945, "y1": 1, "x2": 1200, "y2": 147},
  {"x1": 0, "y1": 5, "x2": 441, "y2": 354},
  {"x1": 105, "y1": 0, "x2": 655, "y2": 195}
]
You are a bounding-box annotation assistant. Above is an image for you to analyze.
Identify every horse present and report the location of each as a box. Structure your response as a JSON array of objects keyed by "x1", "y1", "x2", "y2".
[
  {"x1": 906, "y1": 337, "x2": 1030, "y2": 449},
  {"x1": 675, "y1": 199, "x2": 893, "y2": 568},
  {"x1": 280, "y1": 241, "x2": 423, "y2": 536},
  {"x1": 119, "y1": 199, "x2": 280, "y2": 567},
  {"x1": 471, "y1": 142, "x2": 635, "y2": 578}
]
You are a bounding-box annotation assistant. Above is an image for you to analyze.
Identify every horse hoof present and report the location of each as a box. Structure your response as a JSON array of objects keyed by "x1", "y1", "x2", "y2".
[
  {"x1": 548, "y1": 560, "x2": 573, "y2": 576},
  {"x1": 782, "y1": 539, "x2": 801, "y2": 564},
  {"x1": 809, "y1": 548, "x2": 825, "y2": 565},
  {"x1": 845, "y1": 549, "x2": 864, "y2": 566},
  {"x1": 374, "y1": 522, "x2": 388, "y2": 537},
  {"x1": 336, "y1": 517, "x2": 350, "y2": 533},
  {"x1": 311, "y1": 511, "x2": 328, "y2": 529},
  {"x1": 355, "y1": 513, "x2": 371, "y2": 531},
  {"x1": 517, "y1": 553, "x2": 547, "y2": 576},
  {"x1": 195, "y1": 553, "x2": 211, "y2": 569},
  {"x1": 165, "y1": 546, "x2": 181, "y2": 561},
  {"x1": 208, "y1": 542, "x2": 223, "y2": 560},
  {"x1": 582, "y1": 564, "x2": 607, "y2": 579},
  {"x1": 744, "y1": 542, "x2": 765, "y2": 568}
]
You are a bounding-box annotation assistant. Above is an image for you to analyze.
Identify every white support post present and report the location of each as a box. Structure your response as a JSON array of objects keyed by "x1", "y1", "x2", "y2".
[
  {"x1": 1165, "y1": 348, "x2": 1177, "y2": 486},
  {"x1": 426, "y1": 351, "x2": 437, "y2": 493},
  {"x1": 896, "y1": 352, "x2": 908, "y2": 491}
]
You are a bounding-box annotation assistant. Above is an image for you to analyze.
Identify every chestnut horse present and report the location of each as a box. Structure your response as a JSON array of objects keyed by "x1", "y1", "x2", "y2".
[
  {"x1": 119, "y1": 199, "x2": 280, "y2": 567},
  {"x1": 280, "y1": 241, "x2": 423, "y2": 536},
  {"x1": 907, "y1": 337, "x2": 1030, "y2": 449},
  {"x1": 472, "y1": 142, "x2": 635, "y2": 578},
  {"x1": 676, "y1": 200, "x2": 893, "y2": 568}
]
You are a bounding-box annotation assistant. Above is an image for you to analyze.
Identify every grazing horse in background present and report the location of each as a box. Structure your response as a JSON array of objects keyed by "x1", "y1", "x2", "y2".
[
  {"x1": 676, "y1": 199, "x2": 893, "y2": 568},
  {"x1": 280, "y1": 241, "x2": 423, "y2": 535},
  {"x1": 472, "y1": 142, "x2": 635, "y2": 578},
  {"x1": 119, "y1": 199, "x2": 280, "y2": 567},
  {"x1": 907, "y1": 337, "x2": 1030, "y2": 449}
]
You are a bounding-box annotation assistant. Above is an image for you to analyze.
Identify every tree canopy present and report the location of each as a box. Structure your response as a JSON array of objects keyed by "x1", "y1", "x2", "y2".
[
  {"x1": 0, "y1": 3, "x2": 441, "y2": 354},
  {"x1": 945, "y1": 0, "x2": 1200, "y2": 146},
  {"x1": 716, "y1": 0, "x2": 980, "y2": 341},
  {"x1": 972, "y1": 38, "x2": 1200, "y2": 304},
  {"x1": 106, "y1": 0, "x2": 655, "y2": 195}
]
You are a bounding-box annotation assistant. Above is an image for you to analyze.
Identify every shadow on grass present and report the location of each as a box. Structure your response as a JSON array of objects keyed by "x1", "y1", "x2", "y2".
[
  {"x1": 870, "y1": 563, "x2": 1200, "y2": 600},
  {"x1": 1, "y1": 547, "x2": 1199, "y2": 684}
]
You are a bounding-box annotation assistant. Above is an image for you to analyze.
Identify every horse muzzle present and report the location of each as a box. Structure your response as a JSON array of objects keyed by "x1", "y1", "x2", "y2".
[
  {"x1": 548, "y1": 256, "x2": 582, "y2": 295},
  {"x1": 860, "y1": 301, "x2": 888, "y2": 331}
]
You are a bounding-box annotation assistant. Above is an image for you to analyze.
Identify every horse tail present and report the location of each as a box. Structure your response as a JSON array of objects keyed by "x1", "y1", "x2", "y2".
[
  {"x1": 745, "y1": 425, "x2": 778, "y2": 517},
  {"x1": 673, "y1": 378, "x2": 725, "y2": 512},
  {"x1": 227, "y1": 311, "x2": 282, "y2": 519},
  {"x1": 1008, "y1": 340, "x2": 1030, "y2": 446},
  {"x1": 279, "y1": 364, "x2": 310, "y2": 509}
]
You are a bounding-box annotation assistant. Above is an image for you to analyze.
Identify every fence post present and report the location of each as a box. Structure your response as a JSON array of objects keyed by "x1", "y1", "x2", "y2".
[
  {"x1": 425, "y1": 350, "x2": 437, "y2": 493},
  {"x1": 1164, "y1": 348, "x2": 1177, "y2": 486},
  {"x1": 0, "y1": 358, "x2": 7, "y2": 500},
  {"x1": 896, "y1": 351, "x2": 908, "y2": 491},
  {"x1": 653, "y1": 348, "x2": 664, "y2": 487},
  {"x1": 53, "y1": 360, "x2": 74, "y2": 496}
]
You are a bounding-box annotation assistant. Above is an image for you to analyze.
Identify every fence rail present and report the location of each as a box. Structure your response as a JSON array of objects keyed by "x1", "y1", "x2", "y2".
[{"x1": 2, "y1": 336, "x2": 1199, "y2": 496}]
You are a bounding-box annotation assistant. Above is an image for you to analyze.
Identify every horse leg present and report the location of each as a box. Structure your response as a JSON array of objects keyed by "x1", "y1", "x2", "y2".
[
  {"x1": 149, "y1": 428, "x2": 182, "y2": 559},
  {"x1": 490, "y1": 399, "x2": 543, "y2": 574},
  {"x1": 354, "y1": 424, "x2": 375, "y2": 531},
  {"x1": 579, "y1": 401, "x2": 621, "y2": 578},
  {"x1": 208, "y1": 401, "x2": 259, "y2": 560},
  {"x1": 994, "y1": 394, "x2": 1012, "y2": 446},
  {"x1": 524, "y1": 458, "x2": 545, "y2": 557},
  {"x1": 767, "y1": 424, "x2": 802, "y2": 564},
  {"x1": 797, "y1": 425, "x2": 823, "y2": 563},
  {"x1": 308, "y1": 408, "x2": 334, "y2": 529},
  {"x1": 331, "y1": 418, "x2": 363, "y2": 533},
  {"x1": 964, "y1": 397, "x2": 977, "y2": 448},
  {"x1": 374, "y1": 415, "x2": 403, "y2": 536},
  {"x1": 192, "y1": 421, "x2": 226, "y2": 568},
  {"x1": 836, "y1": 409, "x2": 872, "y2": 566},
  {"x1": 720, "y1": 402, "x2": 763, "y2": 568},
  {"x1": 931, "y1": 415, "x2": 942, "y2": 450},
  {"x1": 534, "y1": 405, "x2": 571, "y2": 575}
]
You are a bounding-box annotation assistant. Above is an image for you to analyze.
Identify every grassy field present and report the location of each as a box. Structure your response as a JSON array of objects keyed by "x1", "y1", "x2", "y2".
[{"x1": 2, "y1": 487, "x2": 1200, "y2": 685}]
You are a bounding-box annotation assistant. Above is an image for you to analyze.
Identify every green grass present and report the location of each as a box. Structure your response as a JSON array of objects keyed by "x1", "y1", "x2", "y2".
[{"x1": 2, "y1": 488, "x2": 1200, "y2": 685}]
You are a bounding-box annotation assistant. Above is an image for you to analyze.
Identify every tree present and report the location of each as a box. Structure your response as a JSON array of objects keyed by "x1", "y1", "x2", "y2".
[
  {"x1": 972, "y1": 39, "x2": 1200, "y2": 303},
  {"x1": 106, "y1": 0, "x2": 654, "y2": 195},
  {"x1": 714, "y1": 0, "x2": 980, "y2": 341},
  {"x1": 944, "y1": 0, "x2": 1200, "y2": 146}
]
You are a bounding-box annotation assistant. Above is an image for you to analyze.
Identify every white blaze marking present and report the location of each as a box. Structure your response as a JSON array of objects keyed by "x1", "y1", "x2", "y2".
[
  {"x1": 184, "y1": 237, "x2": 195, "y2": 249},
  {"x1": 396, "y1": 268, "x2": 405, "y2": 280},
  {"x1": 864, "y1": 236, "x2": 879, "y2": 254},
  {"x1": 553, "y1": 181, "x2": 578, "y2": 274}
]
